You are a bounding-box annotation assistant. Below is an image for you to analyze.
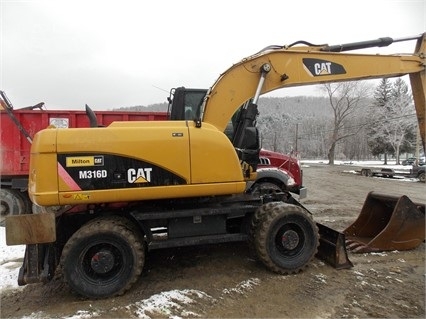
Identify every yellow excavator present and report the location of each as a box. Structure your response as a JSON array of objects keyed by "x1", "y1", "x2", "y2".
[{"x1": 5, "y1": 33, "x2": 425, "y2": 299}]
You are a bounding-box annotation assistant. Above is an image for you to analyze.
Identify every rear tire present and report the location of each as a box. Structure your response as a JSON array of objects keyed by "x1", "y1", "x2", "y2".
[
  {"x1": 418, "y1": 172, "x2": 425, "y2": 183},
  {"x1": 254, "y1": 203, "x2": 319, "y2": 274},
  {"x1": 61, "y1": 216, "x2": 145, "y2": 298}
]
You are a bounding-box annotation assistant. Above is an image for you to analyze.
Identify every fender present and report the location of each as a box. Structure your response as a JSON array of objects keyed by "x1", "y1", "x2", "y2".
[
  {"x1": 246, "y1": 167, "x2": 307, "y2": 198},
  {"x1": 257, "y1": 167, "x2": 295, "y2": 186}
]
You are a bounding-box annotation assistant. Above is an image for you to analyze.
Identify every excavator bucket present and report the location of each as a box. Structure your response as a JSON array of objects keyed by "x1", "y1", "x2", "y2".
[{"x1": 344, "y1": 192, "x2": 425, "y2": 253}]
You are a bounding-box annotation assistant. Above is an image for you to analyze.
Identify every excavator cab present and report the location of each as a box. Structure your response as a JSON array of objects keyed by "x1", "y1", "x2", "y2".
[{"x1": 167, "y1": 87, "x2": 206, "y2": 122}]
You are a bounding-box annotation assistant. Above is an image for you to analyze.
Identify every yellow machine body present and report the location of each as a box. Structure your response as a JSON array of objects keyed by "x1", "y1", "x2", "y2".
[{"x1": 29, "y1": 120, "x2": 246, "y2": 206}]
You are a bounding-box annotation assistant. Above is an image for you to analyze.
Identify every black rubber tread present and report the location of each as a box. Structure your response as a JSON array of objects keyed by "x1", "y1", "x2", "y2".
[
  {"x1": 60, "y1": 216, "x2": 145, "y2": 299},
  {"x1": 254, "y1": 203, "x2": 319, "y2": 274},
  {"x1": 418, "y1": 172, "x2": 425, "y2": 183},
  {"x1": 101, "y1": 215, "x2": 144, "y2": 240},
  {"x1": 248, "y1": 202, "x2": 282, "y2": 258},
  {"x1": 12, "y1": 190, "x2": 32, "y2": 214}
]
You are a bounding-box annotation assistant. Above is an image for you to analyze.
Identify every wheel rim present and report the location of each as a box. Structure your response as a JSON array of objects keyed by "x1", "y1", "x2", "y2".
[
  {"x1": 274, "y1": 223, "x2": 305, "y2": 257},
  {"x1": 90, "y1": 249, "x2": 115, "y2": 274},
  {"x1": 79, "y1": 240, "x2": 130, "y2": 284},
  {"x1": 0, "y1": 200, "x2": 9, "y2": 217}
]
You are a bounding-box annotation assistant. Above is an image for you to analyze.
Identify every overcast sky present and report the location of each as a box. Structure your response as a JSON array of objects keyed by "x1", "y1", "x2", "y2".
[{"x1": 1, "y1": 0, "x2": 425, "y2": 110}]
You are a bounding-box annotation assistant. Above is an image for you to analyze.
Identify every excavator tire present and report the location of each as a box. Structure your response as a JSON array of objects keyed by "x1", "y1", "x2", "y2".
[
  {"x1": 254, "y1": 203, "x2": 319, "y2": 274},
  {"x1": 60, "y1": 216, "x2": 145, "y2": 299}
]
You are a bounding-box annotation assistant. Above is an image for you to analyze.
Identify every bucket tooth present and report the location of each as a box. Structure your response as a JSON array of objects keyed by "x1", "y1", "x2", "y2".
[{"x1": 344, "y1": 192, "x2": 425, "y2": 253}]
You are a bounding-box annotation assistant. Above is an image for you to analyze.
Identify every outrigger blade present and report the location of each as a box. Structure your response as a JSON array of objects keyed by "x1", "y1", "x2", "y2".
[
  {"x1": 316, "y1": 223, "x2": 353, "y2": 269},
  {"x1": 344, "y1": 192, "x2": 425, "y2": 253}
]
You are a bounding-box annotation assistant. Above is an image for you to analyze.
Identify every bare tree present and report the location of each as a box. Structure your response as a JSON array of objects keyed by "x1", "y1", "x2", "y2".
[
  {"x1": 343, "y1": 114, "x2": 372, "y2": 160},
  {"x1": 322, "y1": 81, "x2": 371, "y2": 165},
  {"x1": 298, "y1": 117, "x2": 330, "y2": 159},
  {"x1": 257, "y1": 113, "x2": 293, "y2": 153}
]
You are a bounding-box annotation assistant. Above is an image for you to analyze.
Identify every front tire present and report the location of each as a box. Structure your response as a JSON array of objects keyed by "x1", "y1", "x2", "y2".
[
  {"x1": 254, "y1": 203, "x2": 319, "y2": 274},
  {"x1": 61, "y1": 216, "x2": 145, "y2": 298}
]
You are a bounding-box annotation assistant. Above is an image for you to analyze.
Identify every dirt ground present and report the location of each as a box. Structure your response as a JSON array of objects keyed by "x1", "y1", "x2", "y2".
[{"x1": 1, "y1": 163, "x2": 425, "y2": 318}]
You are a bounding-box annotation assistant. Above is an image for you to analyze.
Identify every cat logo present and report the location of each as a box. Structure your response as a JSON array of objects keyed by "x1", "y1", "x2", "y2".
[
  {"x1": 127, "y1": 168, "x2": 152, "y2": 183},
  {"x1": 302, "y1": 58, "x2": 346, "y2": 77}
]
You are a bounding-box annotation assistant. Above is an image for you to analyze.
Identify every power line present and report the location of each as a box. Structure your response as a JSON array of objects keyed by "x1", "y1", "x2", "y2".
[{"x1": 295, "y1": 113, "x2": 417, "y2": 139}]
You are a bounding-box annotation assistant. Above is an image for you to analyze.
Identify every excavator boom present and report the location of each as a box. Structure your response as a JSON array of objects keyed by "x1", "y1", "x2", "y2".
[{"x1": 202, "y1": 33, "x2": 426, "y2": 149}]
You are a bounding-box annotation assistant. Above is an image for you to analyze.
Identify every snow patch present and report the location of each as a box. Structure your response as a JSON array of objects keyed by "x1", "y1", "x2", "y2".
[
  {"x1": 222, "y1": 278, "x2": 260, "y2": 296},
  {"x1": 313, "y1": 273, "x2": 327, "y2": 284},
  {"x1": 127, "y1": 289, "x2": 211, "y2": 319},
  {"x1": 0, "y1": 227, "x2": 25, "y2": 291}
]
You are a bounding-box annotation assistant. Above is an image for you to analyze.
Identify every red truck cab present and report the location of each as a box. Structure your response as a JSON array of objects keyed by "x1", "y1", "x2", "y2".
[{"x1": 257, "y1": 149, "x2": 306, "y2": 197}]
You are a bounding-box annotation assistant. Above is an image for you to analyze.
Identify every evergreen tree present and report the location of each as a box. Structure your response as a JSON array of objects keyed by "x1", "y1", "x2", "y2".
[{"x1": 367, "y1": 78, "x2": 394, "y2": 164}]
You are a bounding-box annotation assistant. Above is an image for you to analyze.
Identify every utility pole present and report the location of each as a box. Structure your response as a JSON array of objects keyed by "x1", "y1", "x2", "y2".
[
  {"x1": 273, "y1": 132, "x2": 277, "y2": 152},
  {"x1": 415, "y1": 126, "x2": 420, "y2": 165},
  {"x1": 295, "y1": 123, "x2": 299, "y2": 152}
]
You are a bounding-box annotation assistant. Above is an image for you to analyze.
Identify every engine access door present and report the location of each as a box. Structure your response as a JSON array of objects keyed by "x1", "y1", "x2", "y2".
[{"x1": 54, "y1": 121, "x2": 191, "y2": 204}]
